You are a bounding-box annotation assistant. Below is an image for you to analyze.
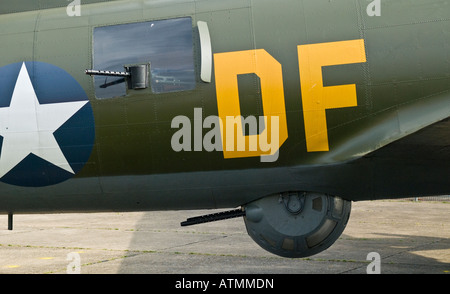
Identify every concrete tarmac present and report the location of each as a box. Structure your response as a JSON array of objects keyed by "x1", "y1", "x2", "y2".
[{"x1": 0, "y1": 200, "x2": 448, "y2": 274}]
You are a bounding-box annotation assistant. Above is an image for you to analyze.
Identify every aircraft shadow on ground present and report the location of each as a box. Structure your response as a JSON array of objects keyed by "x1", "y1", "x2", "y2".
[{"x1": 117, "y1": 212, "x2": 449, "y2": 274}]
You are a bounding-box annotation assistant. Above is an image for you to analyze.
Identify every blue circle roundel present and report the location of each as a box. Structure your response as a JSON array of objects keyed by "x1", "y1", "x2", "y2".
[{"x1": 0, "y1": 62, "x2": 95, "y2": 187}]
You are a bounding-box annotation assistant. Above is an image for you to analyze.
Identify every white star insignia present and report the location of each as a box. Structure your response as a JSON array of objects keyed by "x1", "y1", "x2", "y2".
[{"x1": 0, "y1": 62, "x2": 88, "y2": 178}]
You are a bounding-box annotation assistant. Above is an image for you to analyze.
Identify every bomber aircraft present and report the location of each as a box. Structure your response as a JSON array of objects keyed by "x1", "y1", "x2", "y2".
[{"x1": 0, "y1": 0, "x2": 448, "y2": 258}]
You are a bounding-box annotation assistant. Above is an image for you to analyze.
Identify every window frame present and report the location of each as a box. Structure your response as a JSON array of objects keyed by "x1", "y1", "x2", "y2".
[{"x1": 91, "y1": 16, "x2": 197, "y2": 99}]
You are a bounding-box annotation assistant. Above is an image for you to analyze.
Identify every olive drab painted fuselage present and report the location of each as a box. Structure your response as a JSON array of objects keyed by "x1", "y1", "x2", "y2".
[{"x1": 0, "y1": 0, "x2": 448, "y2": 214}]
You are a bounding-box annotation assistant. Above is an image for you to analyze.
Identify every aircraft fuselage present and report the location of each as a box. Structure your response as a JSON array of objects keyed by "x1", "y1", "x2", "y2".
[{"x1": 0, "y1": 0, "x2": 448, "y2": 214}]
